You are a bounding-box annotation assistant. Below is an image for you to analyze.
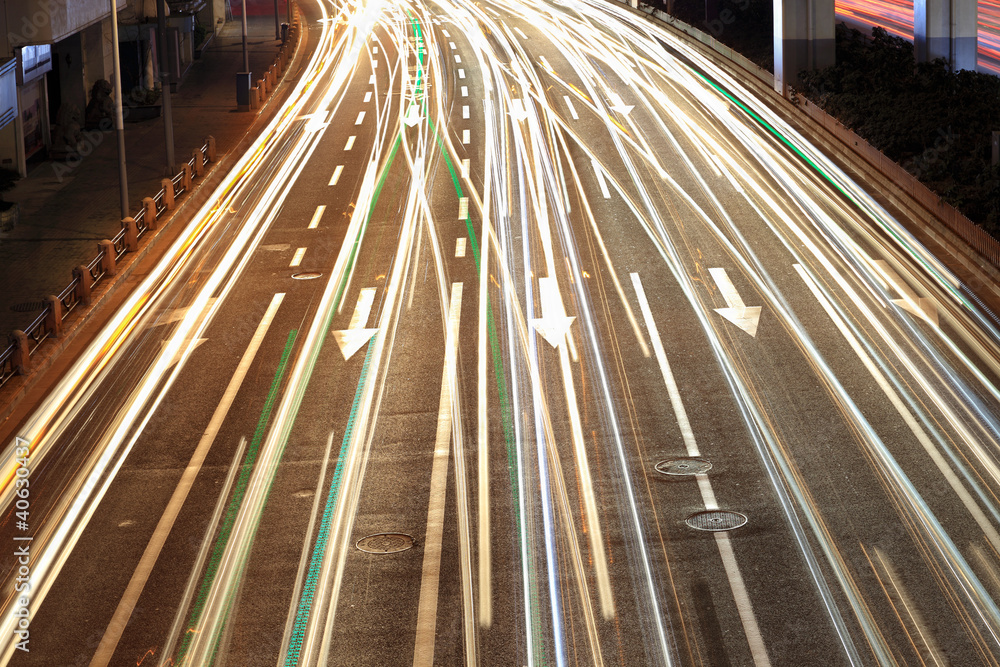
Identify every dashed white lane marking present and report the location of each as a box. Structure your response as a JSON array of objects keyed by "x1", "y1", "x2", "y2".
[
  {"x1": 289, "y1": 247, "x2": 307, "y2": 267},
  {"x1": 373, "y1": 46, "x2": 379, "y2": 54},
  {"x1": 564, "y1": 95, "x2": 579, "y2": 120},
  {"x1": 458, "y1": 68, "x2": 466, "y2": 79},
  {"x1": 455, "y1": 237, "x2": 467, "y2": 258},
  {"x1": 364, "y1": 91, "x2": 372, "y2": 103},
  {"x1": 345, "y1": 136, "x2": 356, "y2": 150},
  {"x1": 369, "y1": 74, "x2": 376, "y2": 84},
  {"x1": 461, "y1": 86, "x2": 468, "y2": 97},
  {"x1": 458, "y1": 197, "x2": 469, "y2": 220},
  {"x1": 355, "y1": 111, "x2": 366, "y2": 125},
  {"x1": 462, "y1": 129, "x2": 470, "y2": 144},
  {"x1": 329, "y1": 165, "x2": 344, "y2": 186},
  {"x1": 592, "y1": 159, "x2": 611, "y2": 198},
  {"x1": 373, "y1": 59, "x2": 378, "y2": 69},
  {"x1": 631, "y1": 273, "x2": 772, "y2": 667},
  {"x1": 308, "y1": 205, "x2": 327, "y2": 229},
  {"x1": 462, "y1": 105, "x2": 469, "y2": 119},
  {"x1": 461, "y1": 159, "x2": 470, "y2": 178},
  {"x1": 450, "y1": 41, "x2": 457, "y2": 49},
  {"x1": 455, "y1": 54, "x2": 462, "y2": 63},
  {"x1": 515, "y1": 26, "x2": 528, "y2": 39},
  {"x1": 443, "y1": 29, "x2": 450, "y2": 37}
]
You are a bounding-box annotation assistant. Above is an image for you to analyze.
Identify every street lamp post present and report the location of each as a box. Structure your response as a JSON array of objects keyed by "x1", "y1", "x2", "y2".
[{"x1": 109, "y1": 0, "x2": 128, "y2": 218}]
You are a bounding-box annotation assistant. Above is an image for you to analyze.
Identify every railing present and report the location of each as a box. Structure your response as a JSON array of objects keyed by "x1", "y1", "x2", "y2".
[
  {"x1": 1, "y1": 3, "x2": 304, "y2": 392},
  {"x1": 0, "y1": 137, "x2": 217, "y2": 389}
]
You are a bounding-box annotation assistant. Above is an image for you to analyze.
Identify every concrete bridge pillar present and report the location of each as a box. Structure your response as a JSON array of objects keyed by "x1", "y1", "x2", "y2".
[
  {"x1": 774, "y1": 0, "x2": 835, "y2": 95},
  {"x1": 914, "y1": 0, "x2": 978, "y2": 71}
]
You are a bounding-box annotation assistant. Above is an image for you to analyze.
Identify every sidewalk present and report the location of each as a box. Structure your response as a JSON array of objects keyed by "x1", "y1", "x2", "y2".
[{"x1": 0, "y1": 15, "x2": 297, "y2": 335}]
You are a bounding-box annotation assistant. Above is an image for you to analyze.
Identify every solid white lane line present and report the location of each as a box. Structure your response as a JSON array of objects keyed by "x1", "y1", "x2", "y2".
[
  {"x1": 564, "y1": 95, "x2": 579, "y2": 120},
  {"x1": 90, "y1": 293, "x2": 285, "y2": 667},
  {"x1": 307, "y1": 205, "x2": 327, "y2": 229},
  {"x1": 455, "y1": 237, "x2": 467, "y2": 258},
  {"x1": 462, "y1": 129, "x2": 470, "y2": 144},
  {"x1": 463, "y1": 105, "x2": 470, "y2": 119},
  {"x1": 355, "y1": 111, "x2": 366, "y2": 125},
  {"x1": 290, "y1": 247, "x2": 307, "y2": 267},
  {"x1": 364, "y1": 91, "x2": 372, "y2": 103},
  {"x1": 631, "y1": 273, "x2": 771, "y2": 667},
  {"x1": 592, "y1": 159, "x2": 611, "y2": 199},
  {"x1": 329, "y1": 165, "x2": 344, "y2": 186},
  {"x1": 345, "y1": 136, "x2": 356, "y2": 150},
  {"x1": 461, "y1": 159, "x2": 470, "y2": 178},
  {"x1": 413, "y1": 284, "x2": 464, "y2": 667}
]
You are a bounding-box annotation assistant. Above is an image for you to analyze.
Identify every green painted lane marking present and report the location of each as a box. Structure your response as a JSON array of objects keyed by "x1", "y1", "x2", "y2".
[
  {"x1": 285, "y1": 341, "x2": 375, "y2": 664},
  {"x1": 176, "y1": 328, "x2": 299, "y2": 664}
]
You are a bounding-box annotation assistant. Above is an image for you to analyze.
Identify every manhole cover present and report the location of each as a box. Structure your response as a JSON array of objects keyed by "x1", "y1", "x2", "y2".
[
  {"x1": 685, "y1": 510, "x2": 747, "y2": 532},
  {"x1": 291, "y1": 271, "x2": 323, "y2": 280},
  {"x1": 356, "y1": 533, "x2": 415, "y2": 554},
  {"x1": 655, "y1": 458, "x2": 712, "y2": 476},
  {"x1": 10, "y1": 301, "x2": 45, "y2": 313}
]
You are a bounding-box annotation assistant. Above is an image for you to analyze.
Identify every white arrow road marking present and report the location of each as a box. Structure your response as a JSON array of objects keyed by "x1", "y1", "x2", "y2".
[
  {"x1": 531, "y1": 277, "x2": 576, "y2": 348},
  {"x1": 331, "y1": 288, "x2": 378, "y2": 360},
  {"x1": 404, "y1": 104, "x2": 422, "y2": 127},
  {"x1": 509, "y1": 98, "x2": 528, "y2": 121},
  {"x1": 631, "y1": 273, "x2": 772, "y2": 666},
  {"x1": 608, "y1": 91, "x2": 634, "y2": 116},
  {"x1": 709, "y1": 267, "x2": 762, "y2": 337},
  {"x1": 873, "y1": 260, "x2": 938, "y2": 327}
]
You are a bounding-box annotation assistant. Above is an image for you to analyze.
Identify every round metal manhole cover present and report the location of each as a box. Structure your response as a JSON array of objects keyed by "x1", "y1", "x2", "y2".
[
  {"x1": 291, "y1": 271, "x2": 323, "y2": 280},
  {"x1": 685, "y1": 510, "x2": 748, "y2": 532},
  {"x1": 655, "y1": 458, "x2": 712, "y2": 476},
  {"x1": 356, "y1": 533, "x2": 415, "y2": 554}
]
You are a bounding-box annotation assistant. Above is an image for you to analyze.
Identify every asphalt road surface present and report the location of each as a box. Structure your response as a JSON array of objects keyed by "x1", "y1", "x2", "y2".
[{"x1": 4, "y1": 0, "x2": 1000, "y2": 665}]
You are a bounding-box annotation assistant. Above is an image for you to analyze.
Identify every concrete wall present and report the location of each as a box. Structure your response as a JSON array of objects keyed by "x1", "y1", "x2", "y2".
[
  {"x1": 914, "y1": 0, "x2": 978, "y2": 71},
  {"x1": 774, "y1": 0, "x2": 835, "y2": 94},
  {"x1": 3, "y1": 0, "x2": 127, "y2": 47}
]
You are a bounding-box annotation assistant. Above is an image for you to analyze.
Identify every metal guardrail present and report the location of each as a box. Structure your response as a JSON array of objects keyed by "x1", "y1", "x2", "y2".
[{"x1": 0, "y1": 137, "x2": 216, "y2": 389}]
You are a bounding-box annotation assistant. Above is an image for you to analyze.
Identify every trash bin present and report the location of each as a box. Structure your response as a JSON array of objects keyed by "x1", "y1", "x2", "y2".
[{"x1": 236, "y1": 72, "x2": 252, "y2": 111}]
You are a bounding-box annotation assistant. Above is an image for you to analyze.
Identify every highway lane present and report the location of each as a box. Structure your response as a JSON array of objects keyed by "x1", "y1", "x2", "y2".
[{"x1": 4, "y1": 0, "x2": 1000, "y2": 664}]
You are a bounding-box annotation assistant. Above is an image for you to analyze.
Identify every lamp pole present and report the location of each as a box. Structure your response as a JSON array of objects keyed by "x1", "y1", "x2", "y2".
[
  {"x1": 110, "y1": 0, "x2": 128, "y2": 218},
  {"x1": 157, "y1": 0, "x2": 175, "y2": 170},
  {"x1": 242, "y1": 0, "x2": 249, "y2": 72}
]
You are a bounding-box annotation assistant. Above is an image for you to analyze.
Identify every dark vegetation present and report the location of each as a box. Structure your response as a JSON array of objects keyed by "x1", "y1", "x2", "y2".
[
  {"x1": 798, "y1": 25, "x2": 1000, "y2": 233},
  {"x1": 659, "y1": 2, "x2": 1000, "y2": 234}
]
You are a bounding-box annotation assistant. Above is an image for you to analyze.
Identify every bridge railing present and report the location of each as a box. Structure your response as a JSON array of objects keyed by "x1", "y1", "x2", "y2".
[{"x1": 0, "y1": 137, "x2": 216, "y2": 390}]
